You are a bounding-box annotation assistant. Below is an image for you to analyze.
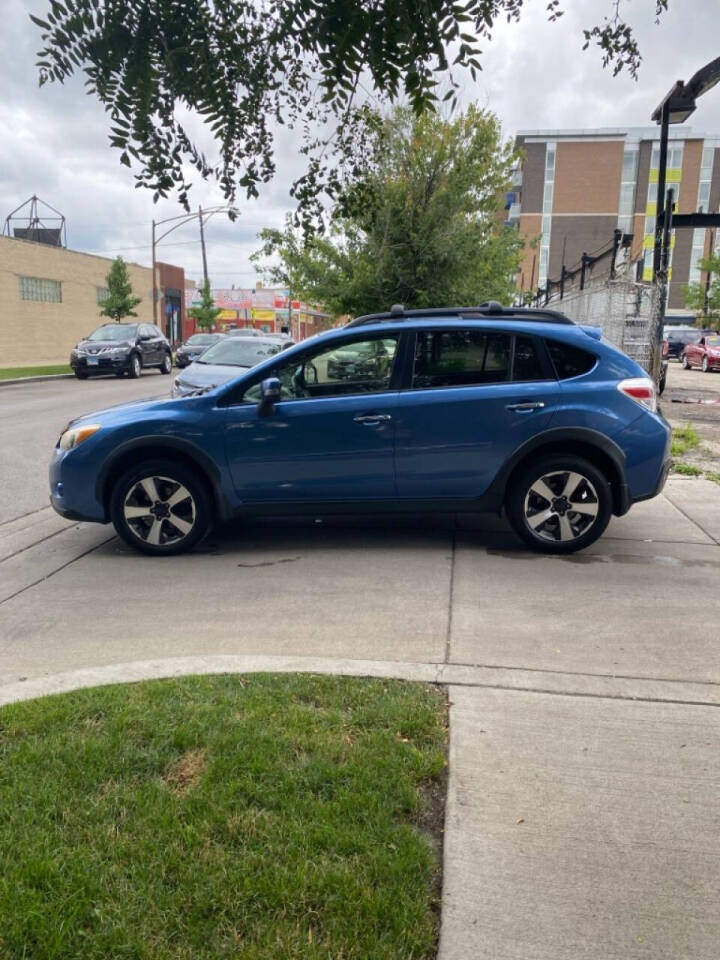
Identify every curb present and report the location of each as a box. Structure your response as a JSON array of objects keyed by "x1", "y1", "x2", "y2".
[
  {"x1": 0, "y1": 373, "x2": 74, "y2": 387},
  {"x1": 2, "y1": 654, "x2": 718, "y2": 708}
]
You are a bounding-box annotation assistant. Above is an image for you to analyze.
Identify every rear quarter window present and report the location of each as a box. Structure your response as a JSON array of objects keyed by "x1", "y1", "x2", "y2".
[{"x1": 545, "y1": 339, "x2": 596, "y2": 379}]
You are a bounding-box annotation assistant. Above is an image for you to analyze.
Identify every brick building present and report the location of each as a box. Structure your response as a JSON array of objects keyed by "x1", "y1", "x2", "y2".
[
  {"x1": 0, "y1": 235, "x2": 185, "y2": 365},
  {"x1": 508, "y1": 127, "x2": 720, "y2": 309}
]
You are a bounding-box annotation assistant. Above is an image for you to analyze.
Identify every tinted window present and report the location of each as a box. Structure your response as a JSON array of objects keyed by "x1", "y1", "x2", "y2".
[
  {"x1": 243, "y1": 336, "x2": 399, "y2": 402},
  {"x1": 546, "y1": 339, "x2": 596, "y2": 379},
  {"x1": 413, "y1": 331, "x2": 510, "y2": 388},
  {"x1": 513, "y1": 336, "x2": 546, "y2": 382}
]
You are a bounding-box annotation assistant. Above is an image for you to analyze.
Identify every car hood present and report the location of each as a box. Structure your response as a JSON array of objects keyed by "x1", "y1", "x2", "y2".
[
  {"x1": 77, "y1": 338, "x2": 133, "y2": 350},
  {"x1": 176, "y1": 361, "x2": 250, "y2": 389}
]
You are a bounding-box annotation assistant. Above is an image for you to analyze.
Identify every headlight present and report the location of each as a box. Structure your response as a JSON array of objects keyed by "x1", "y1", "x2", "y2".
[
  {"x1": 111, "y1": 347, "x2": 129, "y2": 356},
  {"x1": 58, "y1": 423, "x2": 102, "y2": 451}
]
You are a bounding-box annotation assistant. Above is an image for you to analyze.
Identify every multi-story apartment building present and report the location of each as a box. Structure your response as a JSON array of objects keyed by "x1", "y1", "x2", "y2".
[{"x1": 508, "y1": 127, "x2": 720, "y2": 309}]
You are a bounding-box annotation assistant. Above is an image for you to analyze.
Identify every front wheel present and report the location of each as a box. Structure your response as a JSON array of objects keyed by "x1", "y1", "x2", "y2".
[
  {"x1": 160, "y1": 352, "x2": 172, "y2": 374},
  {"x1": 681, "y1": 354, "x2": 691, "y2": 369},
  {"x1": 128, "y1": 353, "x2": 142, "y2": 379},
  {"x1": 702, "y1": 356, "x2": 710, "y2": 373},
  {"x1": 74, "y1": 370, "x2": 88, "y2": 380},
  {"x1": 110, "y1": 459, "x2": 212, "y2": 555},
  {"x1": 506, "y1": 455, "x2": 612, "y2": 554}
]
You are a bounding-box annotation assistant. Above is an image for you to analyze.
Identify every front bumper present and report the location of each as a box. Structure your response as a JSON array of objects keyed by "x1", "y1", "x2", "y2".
[
  {"x1": 49, "y1": 447, "x2": 108, "y2": 523},
  {"x1": 71, "y1": 352, "x2": 132, "y2": 374}
]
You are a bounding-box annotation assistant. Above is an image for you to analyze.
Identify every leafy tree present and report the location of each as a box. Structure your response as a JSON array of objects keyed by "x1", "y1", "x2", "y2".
[
  {"x1": 31, "y1": 0, "x2": 668, "y2": 220},
  {"x1": 188, "y1": 279, "x2": 222, "y2": 331},
  {"x1": 100, "y1": 257, "x2": 141, "y2": 322},
  {"x1": 253, "y1": 106, "x2": 522, "y2": 317},
  {"x1": 683, "y1": 251, "x2": 720, "y2": 330}
]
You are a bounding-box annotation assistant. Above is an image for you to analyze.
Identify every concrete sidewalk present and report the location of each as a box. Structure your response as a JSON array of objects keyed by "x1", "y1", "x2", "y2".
[{"x1": 1, "y1": 475, "x2": 719, "y2": 958}]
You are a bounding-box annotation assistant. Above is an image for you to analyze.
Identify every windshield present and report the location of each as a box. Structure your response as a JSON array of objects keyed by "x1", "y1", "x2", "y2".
[
  {"x1": 185, "y1": 334, "x2": 217, "y2": 346},
  {"x1": 706, "y1": 336, "x2": 720, "y2": 347},
  {"x1": 87, "y1": 323, "x2": 138, "y2": 341},
  {"x1": 197, "y1": 338, "x2": 280, "y2": 366}
]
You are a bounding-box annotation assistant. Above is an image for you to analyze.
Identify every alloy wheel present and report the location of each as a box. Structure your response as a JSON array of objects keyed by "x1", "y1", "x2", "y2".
[
  {"x1": 122, "y1": 475, "x2": 196, "y2": 546},
  {"x1": 524, "y1": 470, "x2": 600, "y2": 543}
]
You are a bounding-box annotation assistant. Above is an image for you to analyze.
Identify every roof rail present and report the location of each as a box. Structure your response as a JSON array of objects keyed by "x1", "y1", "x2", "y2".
[{"x1": 346, "y1": 304, "x2": 574, "y2": 327}]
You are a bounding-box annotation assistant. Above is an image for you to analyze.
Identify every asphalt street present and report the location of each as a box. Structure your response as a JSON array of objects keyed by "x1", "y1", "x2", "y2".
[
  {"x1": 2, "y1": 374, "x2": 720, "y2": 958},
  {"x1": 0, "y1": 372, "x2": 169, "y2": 523}
]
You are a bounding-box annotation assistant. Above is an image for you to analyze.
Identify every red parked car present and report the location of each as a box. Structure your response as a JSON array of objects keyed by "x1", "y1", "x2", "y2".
[{"x1": 681, "y1": 333, "x2": 720, "y2": 372}]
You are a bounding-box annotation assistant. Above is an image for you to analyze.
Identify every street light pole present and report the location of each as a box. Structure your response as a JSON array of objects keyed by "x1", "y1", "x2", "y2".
[
  {"x1": 149, "y1": 204, "x2": 236, "y2": 337},
  {"x1": 151, "y1": 218, "x2": 157, "y2": 325},
  {"x1": 198, "y1": 206, "x2": 209, "y2": 287}
]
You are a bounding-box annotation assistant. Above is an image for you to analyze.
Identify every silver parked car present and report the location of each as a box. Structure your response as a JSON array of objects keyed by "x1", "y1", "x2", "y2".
[{"x1": 171, "y1": 336, "x2": 283, "y2": 397}]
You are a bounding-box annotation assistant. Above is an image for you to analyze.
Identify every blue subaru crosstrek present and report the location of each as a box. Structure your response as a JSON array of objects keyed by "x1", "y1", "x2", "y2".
[{"x1": 50, "y1": 304, "x2": 671, "y2": 556}]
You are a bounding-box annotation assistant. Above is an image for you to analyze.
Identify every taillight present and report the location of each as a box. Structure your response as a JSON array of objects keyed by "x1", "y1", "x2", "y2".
[{"x1": 618, "y1": 377, "x2": 657, "y2": 413}]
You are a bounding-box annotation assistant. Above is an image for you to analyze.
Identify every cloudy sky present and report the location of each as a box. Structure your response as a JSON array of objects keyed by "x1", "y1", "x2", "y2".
[{"x1": 1, "y1": 0, "x2": 718, "y2": 287}]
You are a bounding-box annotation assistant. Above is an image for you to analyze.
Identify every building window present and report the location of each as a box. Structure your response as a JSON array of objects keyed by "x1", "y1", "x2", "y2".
[
  {"x1": 617, "y1": 145, "x2": 638, "y2": 236},
  {"x1": 643, "y1": 140, "x2": 684, "y2": 280},
  {"x1": 19, "y1": 276, "x2": 62, "y2": 303},
  {"x1": 538, "y1": 142, "x2": 556, "y2": 287},
  {"x1": 96, "y1": 286, "x2": 110, "y2": 304}
]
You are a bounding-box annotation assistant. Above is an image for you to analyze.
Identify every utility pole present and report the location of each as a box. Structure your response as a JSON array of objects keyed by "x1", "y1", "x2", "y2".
[
  {"x1": 151, "y1": 218, "x2": 157, "y2": 325},
  {"x1": 705, "y1": 227, "x2": 716, "y2": 320},
  {"x1": 198, "y1": 206, "x2": 209, "y2": 287}
]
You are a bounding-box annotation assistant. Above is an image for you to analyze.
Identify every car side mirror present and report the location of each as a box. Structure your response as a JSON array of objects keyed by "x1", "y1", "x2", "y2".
[{"x1": 258, "y1": 376, "x2": 282, "y2": 416}]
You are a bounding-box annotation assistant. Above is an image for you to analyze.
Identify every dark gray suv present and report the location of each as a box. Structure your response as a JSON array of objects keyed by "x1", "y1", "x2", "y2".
[{"x1": 70, "y1": 323, "x2": 173, "y2": 379}]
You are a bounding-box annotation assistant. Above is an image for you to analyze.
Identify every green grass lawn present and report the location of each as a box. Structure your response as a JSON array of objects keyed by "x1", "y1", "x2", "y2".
[
  {"x1": 0, "y1": 364, "x2": 71, "y2": 380},
  {"x1": 0, "y1": 674, "x2": 448, "y2": 960}
]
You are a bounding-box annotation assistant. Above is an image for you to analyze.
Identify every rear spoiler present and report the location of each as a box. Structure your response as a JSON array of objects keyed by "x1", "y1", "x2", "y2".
[{"x1": 580, "y1": 325, "x2": 603, "y2": 342}]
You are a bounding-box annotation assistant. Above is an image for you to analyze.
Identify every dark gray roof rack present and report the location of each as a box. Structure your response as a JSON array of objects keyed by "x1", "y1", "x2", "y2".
[{"x1": 346, "y1": 301, "x2": 574, "y2": 327}]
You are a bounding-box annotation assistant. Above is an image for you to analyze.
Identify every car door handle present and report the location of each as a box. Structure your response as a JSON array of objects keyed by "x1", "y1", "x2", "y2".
[
  {"x1": 353, "y1": 414, "x2": 392, "y2": 423},
  {"x1": 505, "y1": 401, "x2": 545, "y2": 412}
]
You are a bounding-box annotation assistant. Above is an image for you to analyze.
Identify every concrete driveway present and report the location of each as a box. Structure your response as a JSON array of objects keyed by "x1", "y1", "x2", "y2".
[{"x1": 1, "y1": 376, "x2": 719, "y2": 959}]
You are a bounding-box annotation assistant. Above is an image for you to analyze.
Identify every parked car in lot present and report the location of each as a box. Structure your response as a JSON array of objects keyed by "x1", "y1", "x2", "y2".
[
  {"x1": 680, "y1": 333, "x2": 720, "y2": 372},
  {"x1": 50, "y1": 303, "x2": 670, "y2": 557},
  {"x1": 171, "y1": 335, "x2": 283, "y2": 397},
  {"x1": 326, "y1": 338, "x2": 395, "y2": 380},
  {"x1": 175, "y1": 333, "x2": 225, "y2": 368},
  {"x1": 225, "y1": 327, "x2": 262, "y2": 336},
  {"x1": 663, "y1": 326, "x2": 703, "y2": 359},
  {"x1": 70, "y1": 323, "x2": 172, "y2": 379}
]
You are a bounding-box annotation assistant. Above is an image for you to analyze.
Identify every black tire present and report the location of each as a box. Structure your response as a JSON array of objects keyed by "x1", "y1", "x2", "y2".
[
  {"x1": 74, "y1": 370, "x2": 88, "y2": 380},
  {"x1": 160, "y1": 351, "x2": 172, "y2": 374},
  {"x1": 681, "y1": 354, "x2": 691, "y2": 370},
  {"x1": 505, "y1": 454, "x2": 612, "y2": 554},
  {"x1": 702, "y1": 356, "x2": 710, "y2": 373},
  {"x1": 110, "y1": 458, "x2": 212, "y2": 556},
  {"x1": 128, "y1": 353, "x2": 142, "y2": 379}
]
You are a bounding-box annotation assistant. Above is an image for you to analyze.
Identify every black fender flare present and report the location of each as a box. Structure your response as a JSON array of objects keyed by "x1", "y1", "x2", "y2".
[
  {"x1": 95, "y1": 435, "x2": 229, "y2": 519},
  {"x1": 483, "y1": 427, "x2": 629, "y2": 516}
]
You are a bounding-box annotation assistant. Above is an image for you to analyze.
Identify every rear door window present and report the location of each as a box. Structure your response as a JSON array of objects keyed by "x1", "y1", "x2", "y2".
[
  {"x1": 413, "y1": 331, "x2": 511, "y2": 388},
  {"x1": 513, "y1": 336, "x2": 546, "y2": 382},
  {"x1": 545, "y1": 339, "x2": 596, "y2": 379}
]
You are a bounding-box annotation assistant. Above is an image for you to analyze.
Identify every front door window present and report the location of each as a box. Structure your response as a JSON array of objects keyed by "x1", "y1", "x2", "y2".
[{"x1": 242, "y1": 336, "x2": 399, "y2": 403}]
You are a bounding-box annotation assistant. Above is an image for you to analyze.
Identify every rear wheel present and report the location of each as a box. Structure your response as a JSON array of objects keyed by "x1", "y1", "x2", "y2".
[
  {"x1": 128, "y1": 353, "x2": 141, "y2": 379},
  {"x1": 110, "y1": 459, "x2": 212, "y2": 555},
  {"x1": 506, "y1": 455, "x2": 612, "y2": 554}
]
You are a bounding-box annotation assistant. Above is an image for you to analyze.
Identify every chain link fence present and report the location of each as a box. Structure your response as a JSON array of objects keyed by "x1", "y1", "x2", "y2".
[{"x1": 540, "y1": 243, "x2": 662, "y2": 377}]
